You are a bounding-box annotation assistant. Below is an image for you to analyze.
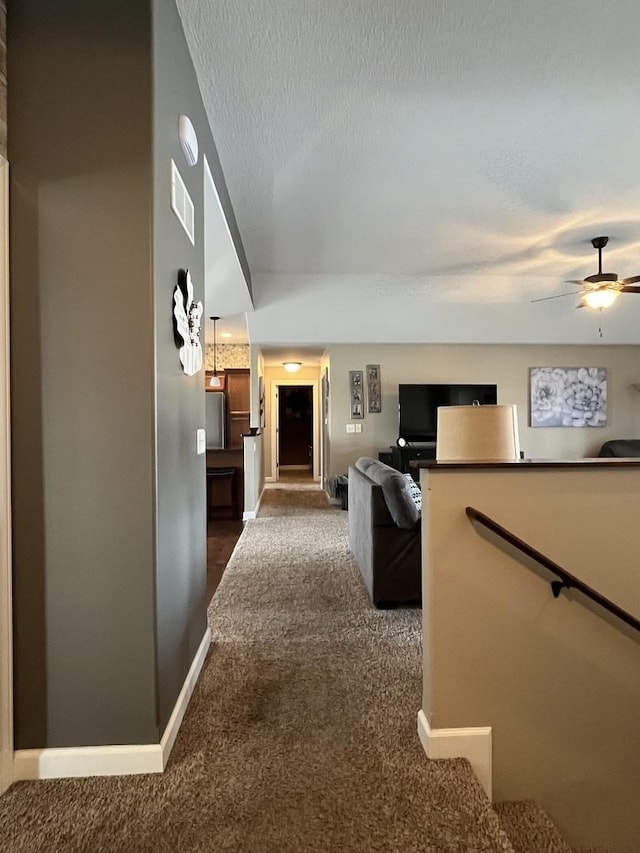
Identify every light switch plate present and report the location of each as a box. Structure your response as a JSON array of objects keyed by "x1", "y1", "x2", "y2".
[
  {"x1": 196, "y1": 428, "x2": 206, "y2": 455},
  {"x1": 346, "y1": 424, "x2": 355, "y2": 433},
  {"x1": 355, "y1": 423, "x2": 362, "y2": 433}
]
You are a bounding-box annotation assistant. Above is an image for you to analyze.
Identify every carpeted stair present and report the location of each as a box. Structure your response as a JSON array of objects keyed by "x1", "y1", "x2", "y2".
[
  {"x1": 494, "y1": 800, "x2": 573, "y2": 853},
  {"x1": 491, "y1": 799, "x2": 610, "y2": 853}
]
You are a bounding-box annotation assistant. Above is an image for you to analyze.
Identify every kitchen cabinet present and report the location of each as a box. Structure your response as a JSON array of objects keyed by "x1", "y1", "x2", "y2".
[{"x1": 225, "y1": 368, "x2": 250, "y2": 449}]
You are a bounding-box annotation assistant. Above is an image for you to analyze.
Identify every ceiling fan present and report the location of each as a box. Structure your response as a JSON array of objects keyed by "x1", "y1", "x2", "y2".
[{"x1": 532, "y1": 236, "x2": 640, "y2": 310}]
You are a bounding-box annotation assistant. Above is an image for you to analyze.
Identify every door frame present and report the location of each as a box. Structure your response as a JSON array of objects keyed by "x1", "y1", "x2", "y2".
[
  {"x1": 270, "y1": 379, "x2": 320, "y2": 481},
  {"x1": 0, "y1": 159, "x2": 12, "y2": 794}
]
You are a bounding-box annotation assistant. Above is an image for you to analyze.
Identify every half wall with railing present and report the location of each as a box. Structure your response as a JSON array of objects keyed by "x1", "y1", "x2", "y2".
[{"x1": 416, "y1": 459, "x2": 640, "y2": 853}]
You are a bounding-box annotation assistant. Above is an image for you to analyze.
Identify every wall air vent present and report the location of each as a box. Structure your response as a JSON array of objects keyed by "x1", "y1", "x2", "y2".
[{"x1": 170, "y1": 160, "x2": 195, "y2": 245}]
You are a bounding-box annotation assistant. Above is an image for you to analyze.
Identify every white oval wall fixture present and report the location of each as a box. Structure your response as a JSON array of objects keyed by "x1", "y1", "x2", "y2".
[{"x1": 178, "y1": 115, "x2": 199, "y2": 166}]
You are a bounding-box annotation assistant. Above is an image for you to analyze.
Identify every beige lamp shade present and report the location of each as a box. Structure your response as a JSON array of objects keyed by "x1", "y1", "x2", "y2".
[{"x1": 436, "y1": 405, "x2": 521, "y2": 462}]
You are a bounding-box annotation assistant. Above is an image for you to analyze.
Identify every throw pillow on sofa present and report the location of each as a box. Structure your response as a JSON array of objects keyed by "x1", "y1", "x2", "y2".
[
  {"x1": 354, "y1": 457, "x2": 420, "y2": 529},
  {"x1": 403, "y1": 473, "x2": 422, "y2": 512}
]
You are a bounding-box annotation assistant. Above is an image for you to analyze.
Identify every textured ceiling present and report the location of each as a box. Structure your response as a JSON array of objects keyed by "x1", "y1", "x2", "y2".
[{"x1": 177, "y1": 0, "x2": 640, "y2": 343}]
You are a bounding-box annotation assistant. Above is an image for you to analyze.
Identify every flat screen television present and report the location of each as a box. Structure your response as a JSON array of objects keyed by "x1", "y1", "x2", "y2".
[{"x1": 398, "y1": 384, "x2": 498, "y2": 443}]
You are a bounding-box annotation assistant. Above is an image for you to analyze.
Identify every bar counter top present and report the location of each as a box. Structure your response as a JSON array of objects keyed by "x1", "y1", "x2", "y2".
[{"x1": 411, "y1": 457, "x2": 640, "y2": 470}]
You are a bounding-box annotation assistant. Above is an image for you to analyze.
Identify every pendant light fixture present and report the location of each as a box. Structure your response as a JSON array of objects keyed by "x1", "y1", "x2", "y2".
[{"x1": 209, "y1": 316, "x2": 222, "y2": 387}]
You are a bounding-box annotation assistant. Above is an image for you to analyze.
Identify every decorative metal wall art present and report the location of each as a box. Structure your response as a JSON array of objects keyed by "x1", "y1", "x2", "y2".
[
  {"x1": 349, "y1": 370, "x2": 364, "y2": 419},
  {"x1": 259, "y1": 375, "x2": 265, "y2": 428},
  {"x1": 366, "y1": 364, "x2": 381, "y2": 413},
  {"x1": 173, "y1": 269, "x2": 203, "y2": 376}
]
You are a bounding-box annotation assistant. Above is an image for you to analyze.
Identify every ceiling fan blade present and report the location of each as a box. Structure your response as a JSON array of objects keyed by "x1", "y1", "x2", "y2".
[
  {"x1": 584, "y1": 272, "x2": 618, "y2": 283},
  {"x1": 621, "y1": 275, "x2": 640, "y2": 285},
  {"x1": 621, "y1": 285, "x2": 640, "y2": 294},
  {"x1": 531, "y1": 290, "x2": 584, "y2": 303}
]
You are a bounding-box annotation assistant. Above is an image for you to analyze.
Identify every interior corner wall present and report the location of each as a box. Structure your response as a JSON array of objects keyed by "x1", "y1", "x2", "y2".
[
  {"x1": 326, "y1": 344, "x2": 640, "y2": 478},
  {"x1": 8, "y1": 0, "x2": 158, "y2": 747},
  {"x1": 152, "y1": 0, "x2": 232, "y2": 732}
]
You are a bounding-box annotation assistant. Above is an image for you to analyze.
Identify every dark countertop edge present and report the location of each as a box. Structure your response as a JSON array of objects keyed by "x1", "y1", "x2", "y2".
[{"x1": 411, "y1": 458, "x2": 640, "y2": 470}]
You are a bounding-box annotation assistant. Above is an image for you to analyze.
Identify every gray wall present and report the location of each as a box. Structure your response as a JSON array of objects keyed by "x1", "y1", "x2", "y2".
[
  {"x1": 8, "y1": 0, "x2": 255, "y2": 750},
  {"x1": 152, "y1": 0, "x2": 213, "y2": 732},
  {"x1": 9, "y1": 1, "x2": 157, "y2": 746}
]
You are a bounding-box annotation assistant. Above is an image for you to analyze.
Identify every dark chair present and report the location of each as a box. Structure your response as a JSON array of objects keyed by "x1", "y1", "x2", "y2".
[
  {"x1": 206, "y1": 467, "x2": 239, "y2": 520},
  {"x1": 598, "y1": 439, "x2": 640, "y2": 458}
]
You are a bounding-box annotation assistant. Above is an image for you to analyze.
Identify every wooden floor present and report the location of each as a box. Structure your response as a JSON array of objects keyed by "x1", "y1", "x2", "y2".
[{"x1": 206, "y1": 517, "x2": 243, "y2": 603}]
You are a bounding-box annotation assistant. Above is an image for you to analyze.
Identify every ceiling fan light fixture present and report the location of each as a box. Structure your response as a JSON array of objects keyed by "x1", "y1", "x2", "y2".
[
  {"x1": 582, "y1": 288, "x2": 621, "y2": 310},
  {"x1": 283, "y1": 361, "x2": 302, "y2": 373}
]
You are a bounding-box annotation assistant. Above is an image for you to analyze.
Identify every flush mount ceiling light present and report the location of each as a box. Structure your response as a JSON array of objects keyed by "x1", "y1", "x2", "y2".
[
  {"x1": 283, "y1": 361, "x2": 302, "y2": 373},
  {"x1": 178, "y1": 115, "x2": 199, "y2": 166}
]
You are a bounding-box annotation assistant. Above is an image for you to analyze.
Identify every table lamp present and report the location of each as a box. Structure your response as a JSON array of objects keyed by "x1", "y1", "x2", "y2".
[{"x1": 436, "y1": 404, "x2": 521, "y2": 461}]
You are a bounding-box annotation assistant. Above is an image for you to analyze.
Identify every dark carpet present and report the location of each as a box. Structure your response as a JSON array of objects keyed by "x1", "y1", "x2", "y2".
[{"x1": 0, "y1": 489, "x2": 513, "y2": 852}]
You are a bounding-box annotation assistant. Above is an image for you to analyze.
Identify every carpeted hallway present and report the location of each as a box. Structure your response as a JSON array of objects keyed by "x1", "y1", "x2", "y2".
[{"x1": 0, "y1": 488, "x2": 515, "y2": 852}]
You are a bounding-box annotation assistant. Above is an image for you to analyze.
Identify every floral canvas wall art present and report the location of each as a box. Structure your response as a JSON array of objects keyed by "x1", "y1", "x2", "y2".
[{"x1": 529, "y1": 367, "x2": 607, "y2": 428}]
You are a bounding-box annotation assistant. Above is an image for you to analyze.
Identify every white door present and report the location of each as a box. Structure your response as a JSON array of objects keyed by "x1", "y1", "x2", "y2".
[{"x1": 0, "y1": 159, "x2": 12, "y2": 794}]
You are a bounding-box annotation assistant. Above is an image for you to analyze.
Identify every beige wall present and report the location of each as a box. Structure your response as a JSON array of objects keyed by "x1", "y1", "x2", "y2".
[
  {"x1": 263, "y1": 365, "x2": 321, "y2": 479},
  {"x1": 326, "y1": 344, "x2": 640, "y2": 477},
  {"x1": 421, "y1": 464, "x2": 640, "y2": 852}
]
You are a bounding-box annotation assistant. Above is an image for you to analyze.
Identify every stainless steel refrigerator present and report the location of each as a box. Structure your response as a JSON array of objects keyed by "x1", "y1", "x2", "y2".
[{"x1": 205, "y1": 392, "x2": 226, "y2": 449}]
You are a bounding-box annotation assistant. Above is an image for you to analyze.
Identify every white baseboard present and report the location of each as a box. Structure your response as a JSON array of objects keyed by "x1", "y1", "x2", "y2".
[
  {"x1": 243, "y1": 487, "x2": 263, "y2": 521},
  {"x1": 159, "y1": 627, "x2": 211, "y2": 768},
  {"x1": 417, "y1": 709, "x2": 492, "y2": 800},
  {"x1": 13, "y1": 743, "x2": 164, "y2": 781},
  {"x1": 13, "y1": 628, "x2": 211, "y2": 782}
]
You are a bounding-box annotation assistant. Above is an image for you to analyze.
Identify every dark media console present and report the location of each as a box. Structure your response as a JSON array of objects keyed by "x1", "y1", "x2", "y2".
[{"x1": 378, "y1": 444, "x2": 437, "y2": 479}]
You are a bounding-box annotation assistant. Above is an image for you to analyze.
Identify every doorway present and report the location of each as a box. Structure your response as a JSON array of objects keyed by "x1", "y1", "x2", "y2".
[
  {"x1": 278, "y1": 386, "x2": 313, "y2": 470},
  {"x1": 271, "y1": 380, "x2": 320, "y2": 482},
  {"x1": 0, "y1": 159, "x2": 12, "y2": 794}
]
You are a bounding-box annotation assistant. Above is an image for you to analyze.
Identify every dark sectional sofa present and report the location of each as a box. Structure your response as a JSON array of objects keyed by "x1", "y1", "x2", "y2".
[
  {"x1": 347, "y1": 457, "x2": 422, "y2": 608},
  {"x1": 598, "y1": 439, "x2": 640, "y2": 457}
]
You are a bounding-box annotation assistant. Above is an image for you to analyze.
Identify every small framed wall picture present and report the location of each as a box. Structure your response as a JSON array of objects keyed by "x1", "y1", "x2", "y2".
[
  {"x1": 349, "y1": 370, "x2": 364, "y2": 419},
  {"x1": 366, "y1": 364, "x2": 381, "y2": 413},
  {"x1": 258, "y1": 375, "x2": 265, "y2": 428}
]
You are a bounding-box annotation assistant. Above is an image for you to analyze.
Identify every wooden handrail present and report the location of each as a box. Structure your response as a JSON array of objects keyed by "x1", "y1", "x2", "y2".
[{"x1": 466, "y1": 506, "x2": 640, "y2": 634}]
